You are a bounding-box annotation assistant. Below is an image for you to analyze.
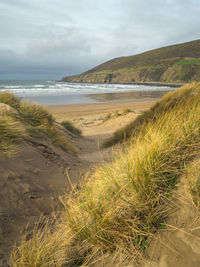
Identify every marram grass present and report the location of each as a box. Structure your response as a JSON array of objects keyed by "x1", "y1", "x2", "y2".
[
  {"x1": 185, "y1": 159, "x2": 200, "y2": 206},
  {"x1": 0, "y1": 92, "x2": 75, "y2": 154},
  {"x1": 0, "y1": 114, "x2": 25, "y2": 156},
  {"x1": 0, "y1": 91, "x2": 21, "y2": 109},
  {"x1": 103, "y1": 82, "x2": 200, "y2": 147},
  {"x1": 66, "y1": 96, "x2": 200, "y2": 252},
  {"x1": 10, "y1": 219, "x2": 74, "y2": 267},
  {"x1": 10, "y1": 82, "x2": 200, "y2": 266},
  {"x1": 61, "y1": 120, "x2": 82, "y2": 136}
]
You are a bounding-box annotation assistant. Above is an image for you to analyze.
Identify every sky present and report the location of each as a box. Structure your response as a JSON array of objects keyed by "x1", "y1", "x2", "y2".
[{"x1": 0, "y1": 0, "x2": 200, "y2": 80}]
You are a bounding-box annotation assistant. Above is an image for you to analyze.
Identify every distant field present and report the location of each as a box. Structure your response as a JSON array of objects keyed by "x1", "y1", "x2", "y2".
[{"x1": 174, "y1": 58, "x2": 200, "y2": 66}]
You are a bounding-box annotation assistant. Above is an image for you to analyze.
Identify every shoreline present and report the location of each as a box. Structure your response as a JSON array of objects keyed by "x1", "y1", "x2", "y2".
[
  {"x1": 46, "y1": 95, "x2": 162, "y2": 136},
  {"x1": 60, "y1": 80, "x2": 183, "y2": 88},
  {"x1": 43, "y1": 89, "x2": 174, "y2": 107}
]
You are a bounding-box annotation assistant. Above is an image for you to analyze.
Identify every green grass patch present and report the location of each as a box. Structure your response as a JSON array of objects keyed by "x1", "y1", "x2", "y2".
[{"x1": 173, "y1": 58, "x2": 200, "y2": 66}]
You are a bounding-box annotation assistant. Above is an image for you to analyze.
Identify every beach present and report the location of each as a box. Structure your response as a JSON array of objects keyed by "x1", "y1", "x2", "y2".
[{"x1": 46, "y1": 91, "x2": 166, "y2": 137}]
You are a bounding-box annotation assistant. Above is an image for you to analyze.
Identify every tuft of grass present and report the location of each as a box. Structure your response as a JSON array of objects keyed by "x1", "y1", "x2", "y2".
[
  {"x1": 102, "y1": 109, "x2": 132, "y2": 124},
  {"x1": 61, "y1": 120, "x2": 82, "y2": 136},
  {"x1": 0, "y1": 114, "x2": 25, "y2": 156},
  {"x1": 10, "y1": 219, "x2": 73, "y2": 267},
  {"x1": 114, "y1": 110, "x2": 120, "y2": 117},
  {"x1": 0, "y1": 92, "x2": 21, "y2": 109},
  {"x1": 103, "y1": 113, "x2": 112, "y2": 122},
  {"x1": 186, "y1": 160, "x2": 200, "y2": 206},
  {"x1": 16, "y1": 101, "x2": 54, "y2": 127},
  {"x1": 122, "y1": 108, "x2": 132, "y2": 115}
]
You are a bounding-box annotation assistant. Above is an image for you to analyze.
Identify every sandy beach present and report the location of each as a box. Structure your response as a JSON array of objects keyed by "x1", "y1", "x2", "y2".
[{"x1": 46, "y1": 94, "x2": 162, "y2": 137}]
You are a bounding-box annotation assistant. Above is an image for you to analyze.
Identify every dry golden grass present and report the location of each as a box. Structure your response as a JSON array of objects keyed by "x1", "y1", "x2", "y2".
[
  {"x1": 0, "y1": 114, "x2": 25, "y2": 156},
  {"x1": 0, "y1": 92, "x2": 75, "y2": 154},
  {"x1": 65, "y1": 95, "x2": 200, "y2": 256},
  {"x1": 10, "y1": 82, "x2": 200, "y2": 266},
  {"x1": 10, "y1": 218, "x2": 74, "y2": 267},
  {"x1": 102, "y1": 109, "x2": 132, "y2": 123},
  {"x1": 185, "y1": 159, "x2": 200, "y2": 207},
  {"x1": 0, "y1": 92, "x2": 21, "y2": 109},
  {"x1": 103, "y1": 82, "x2": 200, "y2": 147},
  {"x1": 61, "y1": 120, "x2": 82, "y2": 136}
]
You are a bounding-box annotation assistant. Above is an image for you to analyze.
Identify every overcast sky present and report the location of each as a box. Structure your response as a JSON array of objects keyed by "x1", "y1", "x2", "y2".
[{"x1": 0, "y1": 0, "x2": 200, "y2": 80}]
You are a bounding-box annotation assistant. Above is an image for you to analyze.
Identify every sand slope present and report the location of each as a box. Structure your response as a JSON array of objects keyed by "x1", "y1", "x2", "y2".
[
  {"x1": 144, "y1": 179, "x2": 200, "y2": 267},
  {"x1": 0, "y1": 127, "x2": 86, "y2": 265}
]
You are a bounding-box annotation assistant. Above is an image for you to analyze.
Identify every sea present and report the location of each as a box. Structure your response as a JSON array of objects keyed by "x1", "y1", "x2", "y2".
[{"x1": 0, "y1": 80, "x2": 175, "y2": 106}]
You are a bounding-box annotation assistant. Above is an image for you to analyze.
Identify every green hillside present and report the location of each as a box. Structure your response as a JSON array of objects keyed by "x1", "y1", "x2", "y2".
[{"x1": 62, "y1": 39, "x2": 200, "y2": 84}]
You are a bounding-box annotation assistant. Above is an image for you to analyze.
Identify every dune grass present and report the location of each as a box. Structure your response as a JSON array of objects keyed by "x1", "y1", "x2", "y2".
[
  {"x1": 10, "y1": 82, "x2": 200, "y2": 266},
  {"x1": 66, "y1": 96, "x2": 200, "y2": 253},
  {"x1": 103, "y1": 82, "x2": 200, "y2": 147},
  {"x1": 102, "y1": 109, "x2": 132, "y2": 123},
  {"x1": 10, "y1": 218, "x2": 74, "y2": 267},
  {"x1": 0, "y1": 92, "x2": 74, "y2": 153},
  {"x1": 0, "y1": 114, "x2": 25, "y2": 156},
  {"x1": 186, "y1": 160, "x2": 200, "y2": 206},
  {"x1": 0, "y1": 92, "x2": 21, "y2": 109},
  {"x1": 61, "y1": 120, "x2": 82, "y2": 136}
]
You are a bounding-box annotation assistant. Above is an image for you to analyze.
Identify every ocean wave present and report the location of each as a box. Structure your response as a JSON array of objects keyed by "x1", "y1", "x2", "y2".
[
  {"x1": 33, "y1": 85, "x2": 45, "y2": 88},
  {"x1": 0, "y1": 81, "x2": 173, "y2": 98},
  {"x1": 0, "y1": 85, "x2": 22, "y2": 89}
]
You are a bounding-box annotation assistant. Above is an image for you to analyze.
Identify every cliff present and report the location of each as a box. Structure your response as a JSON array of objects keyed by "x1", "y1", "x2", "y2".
[{"x1": 62, "y1": 39, "x2": 200, "y2": 84}]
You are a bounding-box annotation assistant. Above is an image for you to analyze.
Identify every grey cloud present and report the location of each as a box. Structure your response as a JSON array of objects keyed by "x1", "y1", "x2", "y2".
[{"x1": 0, "y1": 0, "x2": 200, "y2": 79}]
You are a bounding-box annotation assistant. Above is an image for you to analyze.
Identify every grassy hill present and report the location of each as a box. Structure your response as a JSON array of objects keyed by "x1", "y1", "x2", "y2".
[
  {"x1": 11, "y1": 82, "x2": 200, "y2": 266},
  {"x1": 62, "y1": 39, "x2": 200, "y2": 84}
]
